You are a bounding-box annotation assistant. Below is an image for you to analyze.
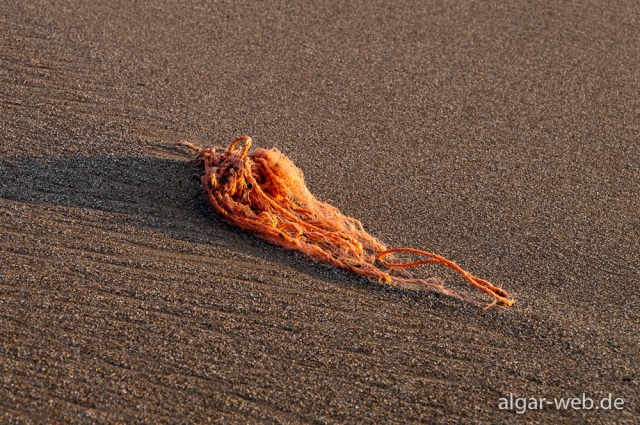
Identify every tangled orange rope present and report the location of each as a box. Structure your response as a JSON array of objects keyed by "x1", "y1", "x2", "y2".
[{"x1": 179, "y1": 136, "x2": 513, "y2": 308}]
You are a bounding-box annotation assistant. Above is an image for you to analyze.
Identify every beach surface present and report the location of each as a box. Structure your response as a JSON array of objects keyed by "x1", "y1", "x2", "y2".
[{"x1": 1, "y1": 0, "x2": 638, "y2": 423}]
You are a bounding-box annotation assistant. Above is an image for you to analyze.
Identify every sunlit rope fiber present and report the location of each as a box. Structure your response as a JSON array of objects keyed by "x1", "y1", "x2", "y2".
[{"x1": 179, "y1": 136, "x2": 514, "y2": 308}]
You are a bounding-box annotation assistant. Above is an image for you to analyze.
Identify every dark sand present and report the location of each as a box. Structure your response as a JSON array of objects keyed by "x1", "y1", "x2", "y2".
[{"x1": 1, "y1": 0, "x2": 638, "y2": 423}]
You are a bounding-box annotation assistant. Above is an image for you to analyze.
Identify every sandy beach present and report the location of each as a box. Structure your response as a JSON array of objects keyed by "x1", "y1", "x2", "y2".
[{"x1": 1, "y1": 0, "x2": 638, "y2": 423}]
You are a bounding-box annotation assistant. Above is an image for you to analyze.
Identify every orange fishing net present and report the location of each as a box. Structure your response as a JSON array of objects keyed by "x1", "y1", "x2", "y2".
[{"x1": 179, "y1": 136, "x2": 513, "y2": 308}]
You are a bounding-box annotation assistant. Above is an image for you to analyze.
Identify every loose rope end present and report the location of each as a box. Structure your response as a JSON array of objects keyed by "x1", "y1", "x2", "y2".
[
  {"x1": 177, "y1": 140, "x2": 203, "y2": 153},
  {"x1": 377, "y1": 248, "x2": 514, "y2": 308}
]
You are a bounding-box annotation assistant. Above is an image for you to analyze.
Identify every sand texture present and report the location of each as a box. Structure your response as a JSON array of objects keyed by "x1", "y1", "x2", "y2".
[{"x1": 1, "y1": 0, "x2": 638, "y2": 423}]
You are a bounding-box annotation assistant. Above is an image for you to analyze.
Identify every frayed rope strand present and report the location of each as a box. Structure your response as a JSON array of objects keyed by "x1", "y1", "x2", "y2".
[
  {"x1": 180, "y1": 136, "x2": 514, "y2": 308},
  {"x1": 377, "y1": 248, "x2": 514, "y2": 306}
]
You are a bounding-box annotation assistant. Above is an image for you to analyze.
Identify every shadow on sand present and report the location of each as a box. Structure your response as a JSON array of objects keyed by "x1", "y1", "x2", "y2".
[{"x1": 0, "y1": 153, "x2": 476, "y2": 312}]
